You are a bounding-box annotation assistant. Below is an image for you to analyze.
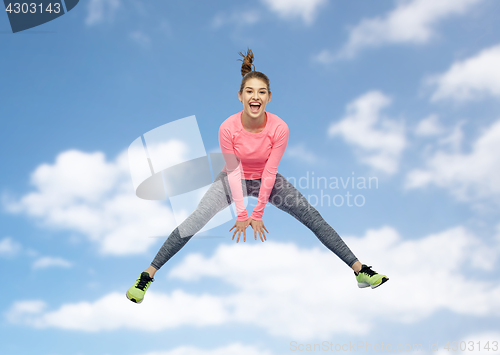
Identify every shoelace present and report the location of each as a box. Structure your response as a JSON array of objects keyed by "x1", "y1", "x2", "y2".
[
  {"x1": 136, "y1": 274, "x2": 153, "y2": 291},
  {"x1": 360, "y1": 265, "x2": 377, "y2": 277}
]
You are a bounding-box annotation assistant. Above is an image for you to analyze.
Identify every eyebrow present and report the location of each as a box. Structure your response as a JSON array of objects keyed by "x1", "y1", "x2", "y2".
[{"x1": 244, "y1": 87, "x2": 268, "y2": 90}]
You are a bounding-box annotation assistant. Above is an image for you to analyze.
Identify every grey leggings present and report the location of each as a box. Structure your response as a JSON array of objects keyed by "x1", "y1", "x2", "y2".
[{"x1": 151, "y1": 171, "x2": 358, "y2": 270}]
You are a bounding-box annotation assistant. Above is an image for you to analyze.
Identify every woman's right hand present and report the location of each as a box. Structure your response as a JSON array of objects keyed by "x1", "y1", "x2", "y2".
[{"x1": 229, "y1": 219, "x2": 251, "y2": 243}]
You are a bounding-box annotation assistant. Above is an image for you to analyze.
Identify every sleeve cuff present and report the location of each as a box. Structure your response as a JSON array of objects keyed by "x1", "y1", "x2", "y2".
[{"x1": 236, "y1": 213, "x2": 249, "y2": 221}]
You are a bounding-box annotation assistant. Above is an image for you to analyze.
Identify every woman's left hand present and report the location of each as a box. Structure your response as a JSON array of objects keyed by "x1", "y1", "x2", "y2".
[{"x1": 249, "y1": 218, "x2": 268, "y2": 242}]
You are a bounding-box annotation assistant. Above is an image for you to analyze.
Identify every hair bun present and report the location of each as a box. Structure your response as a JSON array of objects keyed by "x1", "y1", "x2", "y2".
[{"x1": 238, "y1": 49, "x2": 255, "y2": 77}]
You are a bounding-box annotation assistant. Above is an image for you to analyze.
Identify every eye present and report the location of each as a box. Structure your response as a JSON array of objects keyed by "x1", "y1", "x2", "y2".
[
  {"x1": 246, "y1": 90, "x2": 252, "y2": 94},
  {"x1": 260, "y1": 91, "x2": 266, "y2": 94}
]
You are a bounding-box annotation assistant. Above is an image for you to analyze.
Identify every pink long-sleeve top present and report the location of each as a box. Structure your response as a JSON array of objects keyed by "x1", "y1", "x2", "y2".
[{"x1": 219, "y1": 110, "x2": 289, "y2": 221}]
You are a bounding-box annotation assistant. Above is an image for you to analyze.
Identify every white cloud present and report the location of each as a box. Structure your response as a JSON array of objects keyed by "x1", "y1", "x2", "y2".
[
  {"x1": 260, "y1": 0, "x2": 327, "y2": 25},
  {"x1": 7, "y1": 225, "x2": 500, "y2": 339},
  {"x1": 406, "y1": 119, "x2": 500, "y2": 201},
  {"x1": 428, "y1": 44, "x2": 500, "y2": 102},
  {"x1": 335, "y1": 0, "x2": 484, "y2": 59},
  {"x1": 3, "y1": 149, "x2": 176, "y2": 255},
  {"x1": 286, "y1": 143, "x2": 325, "y2": 165},
  {"x1": 0, "y1": 237, "x2": 22, "y2": 257},
  {"x1": 5, "y1": 300, "x2": 46, "y2": 324},
  {"x1": 437, "y1": 120, "x2": 465, "y2": 152},
  {"x1": 139, "y1": 343, "x2": 274, "y2": 355},
  {"x1": 170, "y1": 226, "x2": 500, "y2": 334},
  {"x1": 415, "y1": 114, "x2": 444, "y2": 136},
  {"x1": 6, "y1": 290, "x2": 229, "y2": 331},
  {"x1": 32, "y1": 256, "x2": 72, "y2": 270},
  {"x1": 328, "y1": 91, "x2": 406, "y2": 174},
  {"x1": 212, "y1": 0, "x2": 327, "y2": 29},
  {"x1": 85, "y1": 0, "x2": 121, "y2": 26}
]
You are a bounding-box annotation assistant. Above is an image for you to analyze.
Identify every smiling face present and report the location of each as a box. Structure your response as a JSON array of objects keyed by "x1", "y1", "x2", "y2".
[{"x1": 238, "y1": 78, "x2": 272, "y2": 120}]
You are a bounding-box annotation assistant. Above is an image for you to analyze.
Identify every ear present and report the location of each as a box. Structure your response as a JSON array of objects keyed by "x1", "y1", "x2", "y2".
[
  {"x1": 238, "y1": 90, "x2": 242, "y2": 102},
  {"x1": 268, "y1": 92, "x2": 272, "y2": 103}
]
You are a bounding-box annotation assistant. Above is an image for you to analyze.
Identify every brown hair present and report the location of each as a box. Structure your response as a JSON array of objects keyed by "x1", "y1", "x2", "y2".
[{"x1": 238, "y1": 49, "x2": 271, "y2": 94}]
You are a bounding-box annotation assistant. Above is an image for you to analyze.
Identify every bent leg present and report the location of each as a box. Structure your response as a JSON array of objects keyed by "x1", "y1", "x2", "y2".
[
  {"x1": 268, "y1": 173, "x2": 358, "y2": 268},
  {"x1": 150, "y1": 172, "x2": 233, "y2": 270}
]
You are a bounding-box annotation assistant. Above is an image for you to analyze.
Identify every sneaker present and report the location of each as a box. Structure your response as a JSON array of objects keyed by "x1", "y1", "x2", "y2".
[
  {"x1": 126, "y1": 272, "x2": 154, "y2": 303},
  {"x1": 355, "y1": 264, "x2": 389, "y2": 289}
]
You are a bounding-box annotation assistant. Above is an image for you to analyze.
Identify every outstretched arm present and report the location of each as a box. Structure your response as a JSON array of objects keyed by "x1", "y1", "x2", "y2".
[{"x1": 219, "y1": 126, "x2": 249, "y2": 221}]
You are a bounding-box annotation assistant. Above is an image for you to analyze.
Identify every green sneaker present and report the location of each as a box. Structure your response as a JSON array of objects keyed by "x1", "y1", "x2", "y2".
[
  {"x1": 355, "y1": 264, "x2": 389, "y2": 289},
  {"x1": 126, "y1": 272, "x2": 154, "y2": 303}
]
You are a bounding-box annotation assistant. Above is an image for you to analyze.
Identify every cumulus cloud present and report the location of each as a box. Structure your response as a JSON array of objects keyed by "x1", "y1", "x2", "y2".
[
  {"x1": 260, "y1": 0, "x2": 327, "y2": 25},
  {"x1": 32, "y1": 256, "x2": 72, "y2": 270},
  {"x1": 427, "y1": 44, "x2": 500, "y2": 102},
  {"x1": 328, "y1": 91, "x2": 406, "y2": 174},
  {"x1": 406, "y1": 119, "x2": 500, "y2": 201},
  {"x1": 7, "y1": 225, "x2": 500, "y2": 339},
  {"x1": 3, "y1": 149, "x2": 176, "y2": 255},
  {"x1": 6, "y1": 290, "x2": 229, "y2": 332},
  {"x1": 170, "y1": 226, "x2": 500, "y2": 331},
  {"x1": 85, "y1": 0, "x2": 121, "y2": 26},
  {"x1": 415, "y1": 114, "x2": 444, "y2": 137},
  {"x1": 138, "y1": 343, "x2": 274, "y2": 355},
  {"x1": 437, "y1": 120, "x2": 465, "y2": 152},
  {"x1": 6, "y1": 300, "x2": 46, "y2": 324},
  {"x1": 334, "y1": 0, "x2": 484, "y2": 59},
  {"x1": 0, "y1": 237, "x2": 22, "y2": 257}
]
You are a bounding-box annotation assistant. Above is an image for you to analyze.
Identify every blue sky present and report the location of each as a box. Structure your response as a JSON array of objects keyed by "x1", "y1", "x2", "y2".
[{"x1": 1, "y1": 0, "x2": 500, "y2": 354}]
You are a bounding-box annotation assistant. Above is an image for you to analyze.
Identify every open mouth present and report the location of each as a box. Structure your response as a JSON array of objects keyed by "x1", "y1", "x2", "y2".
[{"x1": 250, "y1": 102, "x2": 261, "y2": 113}]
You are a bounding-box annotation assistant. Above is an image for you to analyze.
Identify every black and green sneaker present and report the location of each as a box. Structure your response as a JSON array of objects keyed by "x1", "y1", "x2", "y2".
[
  {"x1": 126, "y1": 272, "x2": 154, "y2": 303},
  {"x1": 355, "y1": 264, "x2": 389, "y2": 289}
]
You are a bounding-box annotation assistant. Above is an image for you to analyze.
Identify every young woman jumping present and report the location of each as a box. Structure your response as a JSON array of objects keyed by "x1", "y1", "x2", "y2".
[{"x1": 126, "y1": 49, "x2": 389, "y2": 304}]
